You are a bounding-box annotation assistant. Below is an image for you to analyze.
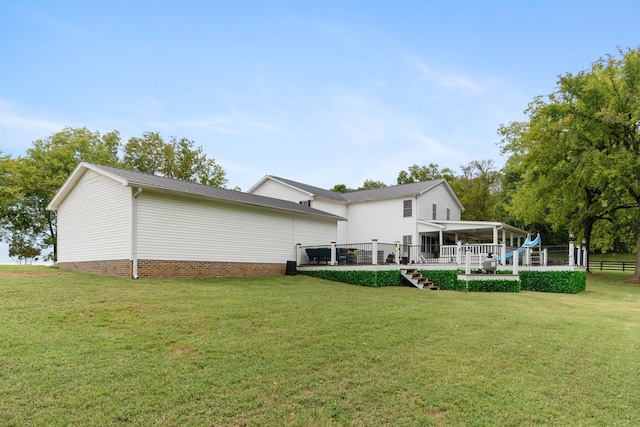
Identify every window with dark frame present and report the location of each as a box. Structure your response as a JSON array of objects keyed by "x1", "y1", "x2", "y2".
[
  {"x1": 403, "y1": 199, "x2": 412, "y2": 217},
  {"x1": 446, "y1": 208, "x2": 451, "y2": 220},
  {"x1": 432, "y1": 203, "x2": 437, "y2": 220}
]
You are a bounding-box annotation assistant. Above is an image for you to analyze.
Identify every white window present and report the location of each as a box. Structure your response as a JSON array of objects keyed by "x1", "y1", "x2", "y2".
[
  {"x1": 403, "y1": 200, "x2": 412, "y2": 217},
  {"x1": 432, "y1": 203, "x2": 437, "y2": 220}
]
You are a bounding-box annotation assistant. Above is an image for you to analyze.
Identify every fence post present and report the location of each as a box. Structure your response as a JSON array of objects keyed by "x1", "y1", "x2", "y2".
[
  {"x1": 372, "y1": 239, "x2": 378, "y2": 265},
  {"x1": 543, "y1": 248, "x2": 548, "y2": 266},
  {"x1": 456, "y1": 241, "x2": 462, "y2": 265},
  {"x1": 524, "y1": 244, "x2": 531, "y2": 266},
  {"x1": 512, "y1": 250, "x2": 519, "y2": 275},
  {"x1": 501, "y1": 243, "x2": 507, "y2": 266},
  {"x1": 394, "y1": 241, "x2": 400, "y2": 265},
  {"x1": 296, "y1": 243, "x2": 302, "y2": 266}
]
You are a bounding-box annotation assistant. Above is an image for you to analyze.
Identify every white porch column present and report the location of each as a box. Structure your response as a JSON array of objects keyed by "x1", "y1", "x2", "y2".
[
  {"x1": 296, "y1": 243, "x2": 302, "y2": 266},
  {"x1": 509, "y1": 233, "x2": 513, "y2": 246},
  {"x1": 465, "y1": 244, "x2": 471, "y2": 275},
  {"x1": 438, "y1": 229, "x2": 443, "y2": 247},
  {"x1": 524, "y1": 244, "x2": 531, "y2": 266},
  {"x1": 500, "y1": 243, "x2": 507, "y2": 266},
  {"x1": 330, "y1": 242, "x2": 336, "y2": 265},
  {"x1": 569, "y1": 241, "x2": 575, "y2": 266},
  {"x1": 493, "y1": 226, "x2": 498, "y2": 245},
  {"x1": 502, "y1": 229, "x2": 506, "y2": 245},
  {"x1": 372, "y1": 239, "x2": 378, "y2": 265}
]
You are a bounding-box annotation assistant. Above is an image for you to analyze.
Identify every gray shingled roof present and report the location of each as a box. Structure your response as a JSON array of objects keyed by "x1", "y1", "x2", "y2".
[
  {"x1": 342, "y1": 180, "x2": 444, "y2": 202},
  {"x1": 267, "y1": 176, "x2": 347, "y2": 202},
  {"x1": 266, "y1": 176, "x2": 445, "y2": 203},
  {"x1": 74, "y1": 164, "x2": 344, "y2": 220}
]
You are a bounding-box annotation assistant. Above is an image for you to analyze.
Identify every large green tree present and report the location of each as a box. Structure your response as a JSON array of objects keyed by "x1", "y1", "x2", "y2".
[
  {"x1": 452, "y1": 160, "x2": 502, "y2": 221},
  {"x1": 0, "y1": 128, "x2": 121, "y2": 261},
  {"x1": 499, "y1": 47, "x2": 640, "y2": 278},
  {"x1": 397, "y1": 163, "x2": 456, "y2": 184},
  {"x1": 123, "y1": 132, "x2": 227, "y2": 187}
]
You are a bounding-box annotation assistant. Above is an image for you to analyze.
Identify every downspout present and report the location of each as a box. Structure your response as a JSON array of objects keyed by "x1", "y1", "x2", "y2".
[{"x1": 132, "y1": 187, "x2": 142, "y2": 279}]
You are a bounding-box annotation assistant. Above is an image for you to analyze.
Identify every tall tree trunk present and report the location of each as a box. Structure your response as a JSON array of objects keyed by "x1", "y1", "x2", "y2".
[
  {"x1": 635, "y1": 231, "x2": 640, "y2": 281},
  {"x1": 583, "y1": 217, "x2": 595, "y2": 273}
]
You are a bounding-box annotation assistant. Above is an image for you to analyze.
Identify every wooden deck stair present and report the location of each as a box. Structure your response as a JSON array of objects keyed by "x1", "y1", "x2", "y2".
[{"x1": 400, "y1": 268, "x2": 439, "y2": 290}]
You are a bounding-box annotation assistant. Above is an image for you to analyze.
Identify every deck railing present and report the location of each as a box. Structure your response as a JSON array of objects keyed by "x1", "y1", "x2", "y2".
[{"x1": 298, "y1": 242, "x2": 576, "y2": 267}]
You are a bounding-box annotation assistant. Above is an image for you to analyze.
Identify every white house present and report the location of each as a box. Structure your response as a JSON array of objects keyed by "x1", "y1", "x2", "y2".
[
  {"x1": 248, "y1": 176, "x2": 529, "y2": 260},
  {"x1": 47, "y1": 163, "x2": 343, "y2": 279}
]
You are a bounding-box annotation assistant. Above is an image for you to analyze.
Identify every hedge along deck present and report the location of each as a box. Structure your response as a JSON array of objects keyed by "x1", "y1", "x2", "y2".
[{"x1": 297, "y1": 265, "x2": 586, "y2": 293}]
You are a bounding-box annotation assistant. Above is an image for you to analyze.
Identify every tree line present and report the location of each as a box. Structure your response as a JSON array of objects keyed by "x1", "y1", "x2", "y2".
[{"x1": 2, "y1": 47, "x2": 640, "y2": 279}]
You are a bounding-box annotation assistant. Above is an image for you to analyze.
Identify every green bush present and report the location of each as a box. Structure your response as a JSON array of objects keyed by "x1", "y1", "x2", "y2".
[
  {"x1": 520, "y1": 270, "x2": 586, "y2": 294},
  {"x1": 300, "y1": 268, "x2": 586, "y2": 294},
  {"x1": 298, "y1": 270, "x2": 402, "y2": 287},
  {"x1": 465, "y1": 279, "x2": 521, "y2": 292},
  {"x1": 420, "y1": 269, "x2": 463, "y2": 291}
]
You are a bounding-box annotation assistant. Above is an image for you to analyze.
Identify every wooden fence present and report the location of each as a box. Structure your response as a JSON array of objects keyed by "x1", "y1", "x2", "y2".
[{"x1": 588, "y1": 260, "x2": 636, "y2": 272}]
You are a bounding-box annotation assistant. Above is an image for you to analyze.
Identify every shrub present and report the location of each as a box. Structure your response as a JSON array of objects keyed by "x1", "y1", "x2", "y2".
[
  {"x1": 520, "y1": 270, "x2": 586, "y2": 294},
  {"x1": 420, "y1": 269, "x2": 463, "y2": 291},
  {"x1": 298, "y1": 270, "x2": 402, "y2": 287},
  {"x1": 300, "y1": 268, "x2": 586, "y2": 294},
  {"x1": 465, "y1": 279, "x2": 521, "y2": 292}
]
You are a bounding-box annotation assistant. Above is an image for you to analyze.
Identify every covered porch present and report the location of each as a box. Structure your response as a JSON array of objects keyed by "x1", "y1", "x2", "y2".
[{"x1": 414, "y1": 220, "x2": 530, "y2": 263}]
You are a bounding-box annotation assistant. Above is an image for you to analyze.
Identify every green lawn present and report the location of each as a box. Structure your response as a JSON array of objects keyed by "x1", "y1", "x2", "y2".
[{"x1": 1, "y1": 267, "x2": 639, "y2": 426}]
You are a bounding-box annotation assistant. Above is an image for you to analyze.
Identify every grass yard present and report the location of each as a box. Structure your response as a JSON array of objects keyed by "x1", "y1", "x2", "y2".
[{"x1": 1, "y1": 267, "x2": 639, "y2": 426}]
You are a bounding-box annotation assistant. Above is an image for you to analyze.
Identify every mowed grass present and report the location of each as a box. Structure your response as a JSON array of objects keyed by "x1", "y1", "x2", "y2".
[{"x1": 1, "y1": 267, "x2": 639, "y2": 426}]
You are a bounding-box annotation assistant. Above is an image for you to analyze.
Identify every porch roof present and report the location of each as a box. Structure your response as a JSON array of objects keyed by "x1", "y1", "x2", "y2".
[{"x1": 417, "y1": 220, "x2": 530, "y2": 241}]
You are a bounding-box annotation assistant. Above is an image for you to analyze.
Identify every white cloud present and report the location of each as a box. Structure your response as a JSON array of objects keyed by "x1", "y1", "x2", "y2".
[
  {"x1": 403, "y1": 53, "x2": 484, "y2": 95},
  {"x1": 0, "y1": 101, "x2": 65, "y2": 134},
  {"x1": 0, "y1": 101, "x2": 68, "y2": 154}
]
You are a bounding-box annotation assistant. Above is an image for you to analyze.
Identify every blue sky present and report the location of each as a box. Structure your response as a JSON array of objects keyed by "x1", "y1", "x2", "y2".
[{"x1": 1, "y1": 0, "x2": 639, "y2": 263}]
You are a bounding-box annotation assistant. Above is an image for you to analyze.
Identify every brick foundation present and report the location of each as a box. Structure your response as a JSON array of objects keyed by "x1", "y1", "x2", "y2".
[
  {"x1": 57, "y1": 260, "x2": 133, "y2": 279},
  {"x1": 136, "y1": 260, "x2": 286, "y2": 279},
  {"x1": 57, "y1": 259, "x2": 286, "y2": 279}
]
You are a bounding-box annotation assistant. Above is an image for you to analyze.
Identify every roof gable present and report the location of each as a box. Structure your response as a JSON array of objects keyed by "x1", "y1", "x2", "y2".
[
  {"x1": 47, "y1": 163, "x2": 344, "y2": 221},
  {"x1": 249, "y1": 176, "x2": 347, "y2": 202}
]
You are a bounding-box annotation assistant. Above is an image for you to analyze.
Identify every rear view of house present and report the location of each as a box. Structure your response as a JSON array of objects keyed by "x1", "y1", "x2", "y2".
[{"x1": 47, "y1": 163, "x2": 342, "y2": 279}]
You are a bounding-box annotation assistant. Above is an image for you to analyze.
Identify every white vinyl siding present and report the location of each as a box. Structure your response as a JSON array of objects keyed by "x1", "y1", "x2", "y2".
[
  {"x1": 346, "y1": 198, "x2": 417, "y2": 243},
  {"x1": 293, "y1": 217, "x2": 337, "y2": 246},
  {"x1": 249, "y1": 179, "x2": 311, "y2": 203},
  {"x1": 417, "y1": 183, "x2": 462, "y2": 221},
  {"x1": 136, "y1": 192, "x2": 336, "y2": 263},
  {"x1": 56, "y1": 170, "x2": 131, "y2": 262}
]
